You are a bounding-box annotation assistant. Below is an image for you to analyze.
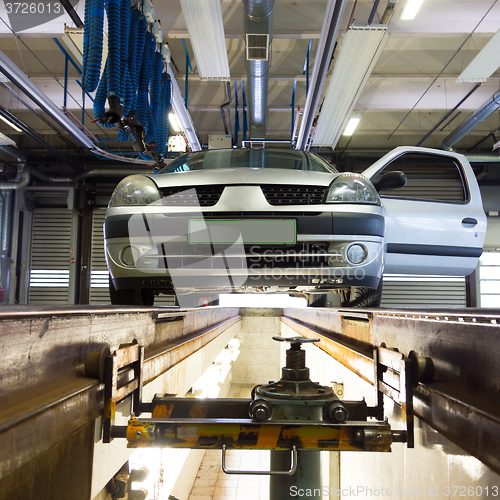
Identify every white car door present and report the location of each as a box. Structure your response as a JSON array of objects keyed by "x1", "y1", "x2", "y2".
[{"x1": 363, "y1": 146, "x2": 486, "y2": 276}]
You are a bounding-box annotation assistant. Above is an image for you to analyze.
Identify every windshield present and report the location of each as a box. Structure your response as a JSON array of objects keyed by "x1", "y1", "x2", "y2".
[{"x1": 159, "y1": 149, "x2": 337, "y2": 174}]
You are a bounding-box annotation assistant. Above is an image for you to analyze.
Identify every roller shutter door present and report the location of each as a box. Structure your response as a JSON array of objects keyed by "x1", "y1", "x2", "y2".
[
  {"x1": 89, "y1": 209, "x2": 110, "y2": 304},
  {"x1": 381, "y1": 275, "x2": 466, "y2": 308},
  {"x1": 28, "y1": 208, "x2": 77, "y2": 305},
  {"x1": 90, "y1": 209, "x2": 175, "y2": 306}
]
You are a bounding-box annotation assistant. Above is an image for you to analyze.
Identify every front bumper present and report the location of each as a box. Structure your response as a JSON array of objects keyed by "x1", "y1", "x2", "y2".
[{"x1": 105, "y1": 211, "x2": 384, "y2": 292}]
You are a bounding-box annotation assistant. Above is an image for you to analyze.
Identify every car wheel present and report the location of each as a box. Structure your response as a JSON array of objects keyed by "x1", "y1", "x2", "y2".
[
  {"x1": 109, "y1": 276, "x2": 155, "y2": 306},
  {"x1": 307, "y1": 293, "x2": 327, "y2": 307},
  {"x1": 340, "y1": 279, "x2": 383, "y2": 308}
]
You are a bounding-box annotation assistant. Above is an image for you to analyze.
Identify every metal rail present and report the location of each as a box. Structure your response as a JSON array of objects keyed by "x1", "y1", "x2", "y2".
[
  {"x1": 1, "y1": 305, "x2": 499, "y2": 488},
  {"x1": 0, "y1": 307, "x2": 240, "y2": 482},
  {"x1": 281, "y1": 307, "x2": 500, "y2": 476}
]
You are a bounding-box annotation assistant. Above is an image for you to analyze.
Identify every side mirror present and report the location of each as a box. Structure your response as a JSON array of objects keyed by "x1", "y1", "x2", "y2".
[{"x1": 372, "y1": 171, "x2": 407, "y2": 192}]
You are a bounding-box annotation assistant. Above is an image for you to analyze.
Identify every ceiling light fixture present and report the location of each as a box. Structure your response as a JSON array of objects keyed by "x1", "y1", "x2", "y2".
[
  {"x1": 456, "y1": 29, "x2": 500, "y2": 83},
  {"x1": 180, "y1": 0, "x2": 230, "y2": 81},
  {"x1": 343, "y1": 114, "x2": 361, "y2": 136},
  {"x1": 166, "y1": 65, "x2": 202, "y2": 151},
  {"x1": 0, "y1": 131, "x2": 16, "y2": 146},
  {"x1": 169, "y1": 113, "x2": 181, "y2": 133},
  {"x1": 400, "y1": 0, "x2": 424, "y2": 20},
  {"x1": 312, "y1": 27, "x2": 388, "y2": 149},
  {"x1": 0, "y1": 114, "x2": 22, "y2": 133}
]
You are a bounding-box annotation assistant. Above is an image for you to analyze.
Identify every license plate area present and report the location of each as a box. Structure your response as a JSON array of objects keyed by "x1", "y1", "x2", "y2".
[{"x1": 188, "y1": 219, "x2": 296, "y2": 244}]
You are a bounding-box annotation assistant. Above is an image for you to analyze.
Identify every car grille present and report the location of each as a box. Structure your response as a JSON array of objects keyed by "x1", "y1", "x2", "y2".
[
  {"x1": 156, "y1": 243, "x2": 331, "y2": 269},
  {"x1": 261, "y1": 185, "x2": 326, "y2": 205},
  {"x1": 159, "y1": 186, "x2": 224, "y2": 206},
  {"x1": 158, "y1": 185, "x2": 326, "y2": 207}
]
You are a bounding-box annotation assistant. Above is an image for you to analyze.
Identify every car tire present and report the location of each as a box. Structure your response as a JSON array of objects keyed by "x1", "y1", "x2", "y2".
[
  {"x1": 307, "y1": 293, "x2": 328, "y2": 307},
  {"x1": 109, "y1": 276, "x2": 155, "y2": 306},
  {"x1": 340, "y1": 279, "x2": 383, "y2": 308}
]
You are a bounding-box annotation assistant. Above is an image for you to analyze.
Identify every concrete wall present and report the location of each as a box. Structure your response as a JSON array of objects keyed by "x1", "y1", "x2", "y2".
[
  {"x1": 280, "y1": 320, "x2": 500, "y2": 499},
  {"x1": 91, "y1": 318, "x2": 242, "y2": 500},
  {"x1": 231, "y1": 308, "x2": 281, "y2": 385}
]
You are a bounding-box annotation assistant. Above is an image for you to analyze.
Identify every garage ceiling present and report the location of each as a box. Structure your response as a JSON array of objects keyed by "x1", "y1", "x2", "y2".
[{"x1": 1, "y1": 0, "x2": 500, "y2": 167}]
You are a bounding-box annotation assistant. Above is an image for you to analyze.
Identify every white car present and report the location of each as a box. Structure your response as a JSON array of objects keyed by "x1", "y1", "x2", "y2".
[{"x1": 104, "y1": 146, "x2": 486, "y2": 306}]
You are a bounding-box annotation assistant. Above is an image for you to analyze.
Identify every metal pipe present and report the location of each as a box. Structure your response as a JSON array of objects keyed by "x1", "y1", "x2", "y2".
[
  {"x1": 380, "y1": 0, "x2": 399, "y2": 24},
  {"x1": 0, "y1": 145, "x2": 23, "y2": 161},
  {"x1": 0, "y1": 106, "x2": 76, "y2": 168},
  {"x1": 58, "y1": 0, "x2": 83, "y2": 27},
  {"x1": 243, "y1": 0, "x2": 275, "y2": 139},
  {"x1": 291, "y1": 81, "x2": 296, "y2": 143},
  {"x1": 0, "y1": 164, "x2": 31, "y2": 190},
  {"x1": 465, "y1": 153, "x2": 500, "y2": 162},
  {"x1": 443, "y1": 89, "x2": 500, "y2": 151},
  {"x1": 295, "y1": 0, "x2": 348, "y2": 150},
  {"x1": 0, "y1": 50, "x2": 95, "y2": 149},
  {"x1": 368, "y1": 0, "x2": 381, "y2": 24},
  {"x1": 0, "y1": 190, "x2": 11, "y2": 303},
  {"x1": 30, "y1": 167, "x2": 153, "y2": 183},
  {"x1": 1, "y1": 191, "x2": 11, "y2": 255},
  {"x1": 417, "y1": 84, "x2": 481, "y2": 147}
]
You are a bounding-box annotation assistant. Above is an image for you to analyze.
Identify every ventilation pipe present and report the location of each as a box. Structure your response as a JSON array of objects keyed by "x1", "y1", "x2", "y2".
[
  {"x1": 0, "y1": 190, "x2": 12, "y2": 303},
  {"x1": 243, "y1": 0, "x2": 275, "y2": 139},
  {"x1": 442, "y1": 90, "x2": 500, "y2": 152},
  {"x1": 0, "y1": 163, "x2": 31, "y2": 190}
]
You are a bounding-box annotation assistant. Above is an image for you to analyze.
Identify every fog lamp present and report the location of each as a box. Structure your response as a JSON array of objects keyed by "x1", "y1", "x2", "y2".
[{"x1": 346, "y1": 244, "x2": 367, "y2": 265}]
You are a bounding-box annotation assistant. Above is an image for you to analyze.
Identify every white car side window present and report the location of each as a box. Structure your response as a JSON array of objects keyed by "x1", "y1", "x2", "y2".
[{"x1": 376, "y1": 152, "x2": 468, "y2": 203}]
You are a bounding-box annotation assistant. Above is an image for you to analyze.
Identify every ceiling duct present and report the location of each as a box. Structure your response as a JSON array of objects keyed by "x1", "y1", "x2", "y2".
[
  {"x1": 442, "y1": 90, "x2": 500, "y2": 152},
  {"x1": 243, "y1": 0, "x2": 275, "y2": 139},
  {"x1": 0, "y1": 164, "x2": 31, "y2": 190}
]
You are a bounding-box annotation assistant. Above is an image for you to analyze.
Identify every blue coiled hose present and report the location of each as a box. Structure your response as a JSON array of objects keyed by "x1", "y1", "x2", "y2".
[
  {"x1": 119, "y1": 0, "x2": 130, "y2": 112},
  {"x1": 84, "y1": 0, "x2": 169, "y2": 160},
  {"x1": 105, "y1": 0, "x2": 121, "y2": 100},
  {"x1": 93, "y1": 61, "x2": 115, "y2": 128},
  {"x1": 137, "y1": 32, "x2": 153, "y2": 135},
  {"x1": 82, "y1": 0, "x2": 104, "y2": 92},
  {"x1": 156, "y1": 73, "x2": 171, "y2": 156},
  {"x1": 146, "y1": 50, "x2": 163, "y2": 144},
  {"x1": 129, "y1": 13, "x2": 146, "y2": 113}
]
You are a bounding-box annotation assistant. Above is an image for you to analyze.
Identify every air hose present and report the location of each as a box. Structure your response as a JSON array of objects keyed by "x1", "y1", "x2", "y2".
[
  {"x1": 102, "y1": 0, "x2": 123, "y2": 125},
  {"x1": 82, "y1": 0, "x2": 104, "y2": 92},
  {"x1": 145, "y1": 49, "x2": 163, "y2": 145},
  {"x1": 155, "y1": 73, "x2": 171, "y2": 157},
  {"x1": 136, "y1": 32, "x2": 154, "y2": 148},
  {"x1": 83, "y1": 0, "x2": 171, "y2": 164},
  {"x1": 93, "y1": 61, "x2": 115, "y2": 128}
]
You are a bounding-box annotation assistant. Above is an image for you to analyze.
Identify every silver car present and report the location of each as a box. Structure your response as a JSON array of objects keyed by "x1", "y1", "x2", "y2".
[{"x1": 104, "y1": 146, "x2": 486, "y2": 306}]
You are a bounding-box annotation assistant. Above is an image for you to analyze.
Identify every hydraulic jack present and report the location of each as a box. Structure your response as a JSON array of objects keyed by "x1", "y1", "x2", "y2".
[{"x1": 87, "y1": 335, "x2": 428, "y2": 497}]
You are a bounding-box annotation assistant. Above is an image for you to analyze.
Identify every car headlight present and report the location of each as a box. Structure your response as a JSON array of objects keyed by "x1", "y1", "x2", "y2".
[
  {"x1": 108, "y1": 175, "x2": 161, "y2": 207},
  {"x1": 325, "y1": 173, "x2": 380, "y2": 205}
]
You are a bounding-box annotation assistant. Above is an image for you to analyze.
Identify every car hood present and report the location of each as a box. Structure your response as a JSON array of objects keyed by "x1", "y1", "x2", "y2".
[{"x1": 145, "y1": 168, "x2": 338, "y2": 187}]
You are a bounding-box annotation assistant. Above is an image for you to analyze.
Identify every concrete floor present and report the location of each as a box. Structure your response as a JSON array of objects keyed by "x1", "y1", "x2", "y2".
[{"x1": 187, "y1": 383, "x2": 270, "y2": 500}]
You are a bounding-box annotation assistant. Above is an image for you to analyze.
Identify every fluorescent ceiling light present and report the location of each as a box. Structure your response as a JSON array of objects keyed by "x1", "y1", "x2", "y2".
[
  {"x1": 169, "y1": 113, "x2": 181, "y2": 133},
  {"x1": 456, "y1": 29, "x2": 500, "y2": 83},
  {"x1": 180, "y1": 0, "x2": 230, "y2": 81},
  {"x1": 343, "y1": 114, "x2": 361, "y2": 136},
  {"x1": 166, "y1": 64, "x2": 202, "y2": 151},
  {"x1": 401, "y1": 0, "x2": 424, "y2": 20},
  {"x1": 313, "y1": 27, "x2": 388, "y2": 149},
  {"x1": 0, "y1": 131, "x2": 16, "y2": 146},
  {"x1": 0, "y1": 114, "x2": 22, "y2": 133}
]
